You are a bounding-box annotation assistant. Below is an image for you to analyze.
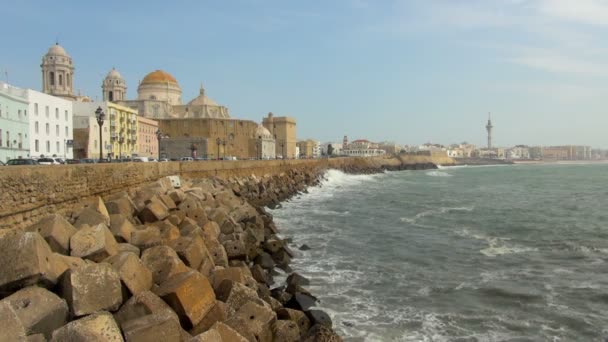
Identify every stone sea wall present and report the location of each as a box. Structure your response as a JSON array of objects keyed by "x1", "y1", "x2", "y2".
[{"x1": 0, "y1": 155, "x2": 449, "y2": 230}]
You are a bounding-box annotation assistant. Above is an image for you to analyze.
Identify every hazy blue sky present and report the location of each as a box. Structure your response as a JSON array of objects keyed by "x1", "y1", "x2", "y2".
[{"x1": 3, "y1": 0, "x2": 608, "y2": 147}]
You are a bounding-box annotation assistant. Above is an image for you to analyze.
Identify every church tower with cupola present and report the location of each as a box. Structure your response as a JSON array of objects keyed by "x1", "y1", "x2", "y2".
[
  {"x1": 102, "y1": 68, "x2": 127, "y2": 102},
  {"x1": 41, "y1": 43, "x2": 76, "y2": 100}
]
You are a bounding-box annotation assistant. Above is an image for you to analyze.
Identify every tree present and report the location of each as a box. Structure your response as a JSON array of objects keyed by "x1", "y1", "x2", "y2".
[{"x1": 327, "y1": 144, "x2": 334, "y2": 156}]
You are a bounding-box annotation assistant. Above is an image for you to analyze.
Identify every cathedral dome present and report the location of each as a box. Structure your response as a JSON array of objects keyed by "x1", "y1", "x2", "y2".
[
  {"x1": 105, "y1": 68, "x2": 123, "y2": 80},
  {"x1": 255, "y1": 125, "x2": 273, "y2": 139},
  {"x1": 46, "y1": 43, "x2": 69, "y2": 57},
  {"x1": 141, "y1": 70, "x2": 178, "y2": 85}
]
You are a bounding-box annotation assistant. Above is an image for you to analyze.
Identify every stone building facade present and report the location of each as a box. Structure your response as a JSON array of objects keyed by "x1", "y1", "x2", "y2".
[
  {"x1": 137, "y1": 116, "x2": 159, "y2": 158},
  {"x1": 41, "y1": 43, "x2": 76, "y2": 101},
  {"x1": 263, "y1": 112, "x2": 296, "y2": 158}
]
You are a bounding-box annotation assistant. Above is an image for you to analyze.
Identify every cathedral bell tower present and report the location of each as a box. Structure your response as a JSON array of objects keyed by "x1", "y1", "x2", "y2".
[
  {"x1": 41, "y1": 43, "x2": 76, "y2": 100},
  {"x1": 102, "y1": 68, "x2": 127, "y2": 102}
]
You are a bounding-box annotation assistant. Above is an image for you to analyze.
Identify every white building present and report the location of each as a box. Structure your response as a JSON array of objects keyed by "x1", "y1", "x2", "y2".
[
  {"x1": 320, "y1": 142, "x2": 343, "y2": 156},
  {"x1": 254, "y1": 125, "x2": 276, "y2": 159},
  {"x1": 26, "y1": 89, "x2": 73, "y2": 159},
  {"x1": 342, "y1": 139, "x2": 386, "y2": 157},
  {"x1": 312, "y1": 141, "x2": 321, "y2": 158}
]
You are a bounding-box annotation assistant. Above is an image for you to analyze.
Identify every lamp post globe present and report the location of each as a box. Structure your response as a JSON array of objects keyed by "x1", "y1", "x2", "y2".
[{"x1": 95, "y1": 107, "x2": 105, "y2": 161}]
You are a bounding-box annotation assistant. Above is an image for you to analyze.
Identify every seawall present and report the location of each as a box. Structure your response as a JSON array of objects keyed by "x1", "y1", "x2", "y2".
[{"x1": 0, "y1": 156, "x2": 445, "y2": 230}]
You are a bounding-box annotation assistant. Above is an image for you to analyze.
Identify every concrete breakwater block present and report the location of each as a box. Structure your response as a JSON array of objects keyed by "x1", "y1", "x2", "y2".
[
  {"x1": 60, "y1": 263, "x2": 122, "y2": 316},
  {"x1": 70, "y1": 224, "x2": 119, "y2": 262},
  {"x1": 49, "y1": 311, "x2": 123, "y2": 342},
  {"x1": 1, "y1": 286, "x2": 68, "y2": 339},
  {"x1": 0, "y1": 230, "x2": 57, "y2": 294},
  {"x1": 154, "y1": 270, "x2": 216, "y2": 329},
  {"x1": 25, "y1": 214, "x2": 77, "y2": 255}
]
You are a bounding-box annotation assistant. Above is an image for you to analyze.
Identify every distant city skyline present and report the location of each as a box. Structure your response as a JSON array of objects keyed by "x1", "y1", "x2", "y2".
[{"x1": 3, "y1": 1, "x2": 608, "y2": 148}]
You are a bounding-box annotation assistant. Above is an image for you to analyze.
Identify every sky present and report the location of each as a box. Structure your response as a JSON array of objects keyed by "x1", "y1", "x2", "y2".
[{"x1": 3, "y1": 0, "x2": 608, "y2": 148}]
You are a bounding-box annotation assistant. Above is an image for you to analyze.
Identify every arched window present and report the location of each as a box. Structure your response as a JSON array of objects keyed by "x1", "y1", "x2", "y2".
[
  {"x1": 59, "y1": 74, "x2": 63, "y2": 86},
  {"x1": 108, "y1": 91, "x2": 114, "y2": 102},
  {"x1": 150, "y1": 95, "x2": 157, "y2": 100},
  {"x1": 50, "y1": 72, "x2": 55, "y2": 86}
]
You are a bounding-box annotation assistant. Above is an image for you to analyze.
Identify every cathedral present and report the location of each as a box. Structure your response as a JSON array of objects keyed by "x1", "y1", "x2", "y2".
[{"x1": 40, "y1": 42, "x2": 296, "y2": 159}]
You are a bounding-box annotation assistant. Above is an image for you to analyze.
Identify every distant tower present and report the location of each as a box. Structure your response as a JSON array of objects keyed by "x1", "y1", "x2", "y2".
[
  {"x1": 102, "y1": 68, "x2": 127, "y2": 102},
  {"x1": 343, "y1": 135, "x2": 348, "y2": 150},
  {"x1": 485, "y1": 113, "x2": 493, "y2": 149}
]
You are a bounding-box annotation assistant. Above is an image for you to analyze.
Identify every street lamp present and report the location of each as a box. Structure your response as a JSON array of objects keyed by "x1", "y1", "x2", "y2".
[
  {"x1": 280, "y1": 140, "x2": 285, "y2": 159},
  {"x1": 216, "y1": 138, "x2": 221, "y2": 160},
  {"x1": 257, "y1": 136, "x2": 262, "y2": 160},
  {"x1": 222, "y1": 139, "x2": 226, "y2": 159},
  {"x1": 155, "y1": 129, "x2": 162, "y2": 160},
  {"x1": 95, "y1": 107, "x2": 105, "y2": 161},
  {"x1": 118, "y1": 131, "x2": 124, "y2": 161}
]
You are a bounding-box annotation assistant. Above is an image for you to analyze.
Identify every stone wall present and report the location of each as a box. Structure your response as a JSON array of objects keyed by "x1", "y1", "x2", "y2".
[{"x1": 0, "y1": 155, "x2": 450, "y2": 230}]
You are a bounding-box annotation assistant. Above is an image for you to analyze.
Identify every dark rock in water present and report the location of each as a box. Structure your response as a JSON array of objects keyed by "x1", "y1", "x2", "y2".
[
  {"x1": 342, "y1": 321, "x2": 354, "y2": 327},
  {"x1": 283, "y1": 237, "x2": 293, "y2": 244},
  {"x1": 303, "y1": 324, "x2": 341, "y2": 342},
  {"x1": 303, "y1": 189, "x2": 309, "y2": 194},
  {"x1": 299, "y1": 244, "x2": 311, "y2": 251},
  {"x1": 306, "y1": 310, "x2": 332, "y2": 328},
  {"x1": 254, "y1": 252, "x2": 275, "y2": 270},
  {"x1": 286, "y1": 293, "x2": 317, "y2": 311},
  {"x1": 286, "y1": 272, "x2": 310, "y2": 287}
]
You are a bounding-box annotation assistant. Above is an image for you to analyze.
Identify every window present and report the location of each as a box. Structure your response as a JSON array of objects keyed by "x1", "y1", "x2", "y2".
[
  {"x1": 55, "y1": 108, "x2": 59, "y2": 119},
  {"x1": 24, "y1": 110, "x2": 27, "y2": 117},
  {"x1": 18, "y1": 110, "x2": 21, "y2": 119},
  {"x1": 56, "y1": 125, "x2": 59, "y2": 136},
  {"x1": 46, "y1": 141, "x2": 50, "y2": 153},
  {"x1": 5, "y1": 131, "x2": 8, "y2": 147},
  {"x1": 35, "y1": 103, "x2": 38, "y2": 115},
  {"x1": 35, "y1": 122, "x2": 39, "y2": 134},
  {"x1": 65, "y1": 126, "x2": 68, "y2": 136},
  {"x1": 45, "y1": 106, "x2": 49, "y2": 118},
  {"x1": 56, "y1": 141, "x2": 60, "y2": 153},
  {"x1": 35, "y1": 140, "x2": 39, "y2": 152},
  {"x1": 18, "y1": 133, "x2": 22, "y2": 149},
  {"x1": 94, "y1": 140, "x2": 97, "y2": 148},
  {"x1": 50, "y1": 72, "x2": 55, "y2": 86},
  {"x1": 0, "y1": 129, "x2": 2, "y2": 146},
  {"x1": 65, "y1": 110, "x2": 68, "y2": 121},
  {"x1": 46, "y1": 123, "x2": 49, "y2": 134},
  {"x1": 59, "y1": 74, "x2": 63, "y2": 86}
]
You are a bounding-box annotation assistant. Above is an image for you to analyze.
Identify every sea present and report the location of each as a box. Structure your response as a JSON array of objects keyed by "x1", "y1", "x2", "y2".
[{"x1": 268, "y1": 163, "x2": 608, "y2": 341}]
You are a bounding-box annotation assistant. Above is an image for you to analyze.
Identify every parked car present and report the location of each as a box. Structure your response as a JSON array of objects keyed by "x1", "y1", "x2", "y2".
[
  {"x1": 65, "y1": 159, "x2": 81, "y2": 164},
  {"x1": 38, "y1": 158, "x2": 61, "y2": 165},
  {"x1": 53, "y1": 157, "x2": 65, "y2": 164},
  {"x1": 6, "y1": 159, "x2": 39, "y2": 165},
  {"x1": 180, "y1": 157, "x2": 194, "y2": 161},
  {"x1": 132, "y1": 156, "x2": 149, "y2": 162},
  {"x1": 159, "y1": 158, "x2": 169, "y2": 162},
  {"x1": 79, "y1": 158, "x2": 97, "y2": 164}
]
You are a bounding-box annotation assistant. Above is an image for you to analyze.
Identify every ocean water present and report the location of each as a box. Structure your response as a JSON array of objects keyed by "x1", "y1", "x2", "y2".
[{"x1": 269, "y1": 163, "x2": 608, "y2": 341}]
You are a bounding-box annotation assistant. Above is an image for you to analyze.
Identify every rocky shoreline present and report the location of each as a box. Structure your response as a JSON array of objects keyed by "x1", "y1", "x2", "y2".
[{"x1": 0, "y1": 159, "x2": 437, "y2": 341}]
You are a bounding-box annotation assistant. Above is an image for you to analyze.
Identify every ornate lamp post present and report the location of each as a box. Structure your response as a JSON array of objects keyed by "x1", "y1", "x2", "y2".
[
  {"x1": 95, "y1": 107, "x2": 105, "y2": 161},
  {"x1": 118, "y1": 132, "x2": 124, "y2": 161},
  {"x1": 216, "y1": 138, "x2": 221, "y2": 160},
  {"x1": 155, "y1": 129, "x2": 162, "y2": 160},
  {"x1": 222, "y1": 139, "x2": 226, "y2": 159}
]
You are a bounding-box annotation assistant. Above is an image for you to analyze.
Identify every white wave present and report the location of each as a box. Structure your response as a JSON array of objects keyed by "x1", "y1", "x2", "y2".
[
  {"x1": 400, "y1": 206, "x2": 474, "y2": 224},
  {"x1": 425, "y1": 170, "x2": 452, "y2": 177},
  {"x1": 480, "y1": 242, "x2": 537, "y2": 257}
]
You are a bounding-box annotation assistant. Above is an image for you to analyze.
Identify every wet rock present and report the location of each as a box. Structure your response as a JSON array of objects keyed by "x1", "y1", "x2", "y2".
[
  {"x1": 286, "y1": 272, "x2": 310, "y2": 287},
  {"x1": 299, "y1": 244, "x2": 311, "y2": 251},
  {"x1": 302, "y1": 324, "x2": 343, "y2": 342},
  {"x1": 277, "y1": 308, "x2": 311, "y2": 336},
  {"x1": 306, "y1": 309, "x2": 332, "y2": 328}
]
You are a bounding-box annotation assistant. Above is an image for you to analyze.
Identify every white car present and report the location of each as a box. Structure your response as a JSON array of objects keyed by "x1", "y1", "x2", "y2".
[{"x1": 38, "y1": 157, "x2": 61, "y2": 165}]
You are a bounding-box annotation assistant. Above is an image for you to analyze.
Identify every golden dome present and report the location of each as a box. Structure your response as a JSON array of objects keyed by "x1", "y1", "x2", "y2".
[{"x1": 141, "y1": 70, "x2": 178, "y2": 85}]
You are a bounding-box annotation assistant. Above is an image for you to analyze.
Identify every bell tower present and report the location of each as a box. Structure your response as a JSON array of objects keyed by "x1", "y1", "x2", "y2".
[
  {"x1": 41, "y1": 43, "x2": 76, "y2": 100},
  {"x1": 102, "y1": 68, "x2": 127, "y2": 102}
]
